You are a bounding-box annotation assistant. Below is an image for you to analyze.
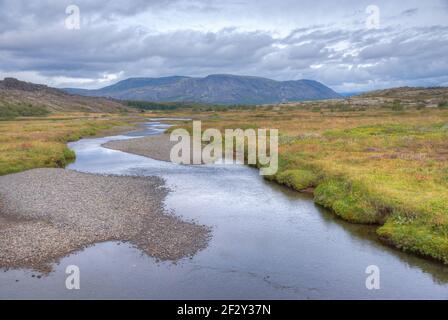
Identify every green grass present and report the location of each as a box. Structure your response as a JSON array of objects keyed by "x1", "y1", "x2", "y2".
[
  {"x1": 378, "y1": 220, "x2": 448, "y2": 263},
  {"x1": 0, "y1": 114, "x2": 135, "y2": 175},
  {"x1": 273, "y1": 169, "x2": 319, "y2": 191},
  {"x1": 313, "y1": 179, "x2": 386, "y2": 224},
  {"x1": 275, "y1": 121, "x2": 448, "y2": 261},
  {"x1": 439, "y1": 101, "x2": 448, "y2": 109},
  {"x1": 0, "y1": 103, "x2": 50, "y2": 119}
]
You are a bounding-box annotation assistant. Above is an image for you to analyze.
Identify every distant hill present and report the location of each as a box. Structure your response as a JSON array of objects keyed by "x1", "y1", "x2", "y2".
[
  {"x1": 359, "y1": 86, "x2": 448, "y2": 100},
  {"x1": 338, "y1": 91, "x2": 365, "y2": 97},
  {"x1": 64, "y1": 74, "x2": 341, "y2": 104},
  {"x1": 355, "y1": 86, "x2": 448, "y2": 108},
  {"x1": 0, "y1": 78, "x2": 129, "y2": 114}
]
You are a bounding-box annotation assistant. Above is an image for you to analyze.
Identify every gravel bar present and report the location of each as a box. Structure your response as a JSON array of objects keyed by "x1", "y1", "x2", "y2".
[
  {"x1": 0, "y1": 168, "x2": 210, "y2": 272},
  {"x1": 102, "y1": 134, "x2": 176, "y2": 162}
]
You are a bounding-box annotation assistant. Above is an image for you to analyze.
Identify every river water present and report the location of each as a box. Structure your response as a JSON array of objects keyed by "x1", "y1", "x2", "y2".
[{"x1": 1, "y1": 121, "x2": 448, "y2": 299}]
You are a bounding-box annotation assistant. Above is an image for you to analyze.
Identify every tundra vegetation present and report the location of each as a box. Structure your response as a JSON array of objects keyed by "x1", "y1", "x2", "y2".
[
  {"x1": 0, "y1": 113, "x2": 137, "y2": 175},
  {"x1": 0, "y1": 102, "x2": 50, "y2": 119},
  {"x1": 148, "y1": 96, "x2": 448, "y2": 264}
]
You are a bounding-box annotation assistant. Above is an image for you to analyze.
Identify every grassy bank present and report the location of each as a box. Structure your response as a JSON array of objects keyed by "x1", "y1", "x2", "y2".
[
  {"x1": 0, "y1": 113, "x2": 138, "y2": 175},
  {"x1": 149, "y1": 105, "x2": 448, "y2": 263},
  {"x1": 0, "y1": 102, "x2": 50, "y2": 119}
]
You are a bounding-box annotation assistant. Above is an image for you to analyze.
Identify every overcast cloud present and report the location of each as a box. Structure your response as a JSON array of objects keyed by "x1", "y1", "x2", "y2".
[{"x1": 0, "y1": 0, "x2": 447, "y2": 92}]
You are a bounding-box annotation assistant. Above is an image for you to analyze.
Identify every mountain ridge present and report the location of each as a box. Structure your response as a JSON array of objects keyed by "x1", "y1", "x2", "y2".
[{"x1": 64, "y1": 74, "x2": 341, "y2": 104}]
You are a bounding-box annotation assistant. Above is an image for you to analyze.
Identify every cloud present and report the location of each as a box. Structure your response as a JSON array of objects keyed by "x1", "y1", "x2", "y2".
[
  {"x1": 0, "y1": 0, "x2": 447, "y2": 91},
  {"x1": 402, "y1": 8, "x2": 419, "y2": 16}
]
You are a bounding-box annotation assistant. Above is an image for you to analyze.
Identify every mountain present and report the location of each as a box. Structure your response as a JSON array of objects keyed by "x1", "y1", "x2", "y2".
[
  {"x1": 0, "y1": 78, "x2": 129, "y2": 113},
  {"x1": 64, "y1": 74, "x2": 341, "y2": 104}
]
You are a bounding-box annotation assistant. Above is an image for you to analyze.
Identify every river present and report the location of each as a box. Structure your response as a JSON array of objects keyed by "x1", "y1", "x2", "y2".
[{"x1": 1, "y1": 120, "x2": 448, "y2": 299}]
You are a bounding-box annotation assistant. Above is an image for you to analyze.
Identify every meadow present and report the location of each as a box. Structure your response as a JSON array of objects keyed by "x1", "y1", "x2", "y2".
[
  {"x1": 0, "y1": 113, "x2": 138, "y2": 175},
  {"x1": 149, "y1": 103, "x2": 448, "y2": 263}
]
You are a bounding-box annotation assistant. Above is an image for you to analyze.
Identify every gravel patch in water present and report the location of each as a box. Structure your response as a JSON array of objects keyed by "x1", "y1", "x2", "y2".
[
  {"x1": 0, "y1": 168, "x2": 210, "y2": 272},
  {"x1": 102, "y1": 134, "x2": 175, "y2": 162}
]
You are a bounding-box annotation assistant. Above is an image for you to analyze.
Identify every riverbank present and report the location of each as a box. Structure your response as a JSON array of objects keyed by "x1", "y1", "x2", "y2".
[
  {"x1": 0, "y1": 168, "x2": 210, "y2": 272},
  {"x1": 0, "y1": 113, "x2": 143, "y2": 176},
  {"x1": 144, "y1": 107, "x2": 448, "y2": 264}
]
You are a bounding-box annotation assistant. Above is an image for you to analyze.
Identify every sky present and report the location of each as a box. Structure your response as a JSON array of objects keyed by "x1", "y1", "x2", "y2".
[{"x1": 0, "y1": 0, "x2": 447, "y2": 92}]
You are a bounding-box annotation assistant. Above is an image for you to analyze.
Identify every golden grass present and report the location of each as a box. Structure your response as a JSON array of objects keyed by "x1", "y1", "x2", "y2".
[
  {"x1": 149, "y1": 106, "x2": 448, "y2": 263},
  {"x1": 0, "y1": 113, "x2": 139, "y2": 175}
]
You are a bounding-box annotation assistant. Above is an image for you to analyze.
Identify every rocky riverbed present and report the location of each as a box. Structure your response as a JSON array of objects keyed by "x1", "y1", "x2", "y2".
[{"x1": 0, "y1": 168, "x2": 210, "y2": 272}]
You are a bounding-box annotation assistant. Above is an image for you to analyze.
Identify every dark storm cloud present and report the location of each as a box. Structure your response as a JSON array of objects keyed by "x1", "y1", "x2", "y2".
[{"x1": 0, "y1": 0, "x2": 447, "y2": 91}]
